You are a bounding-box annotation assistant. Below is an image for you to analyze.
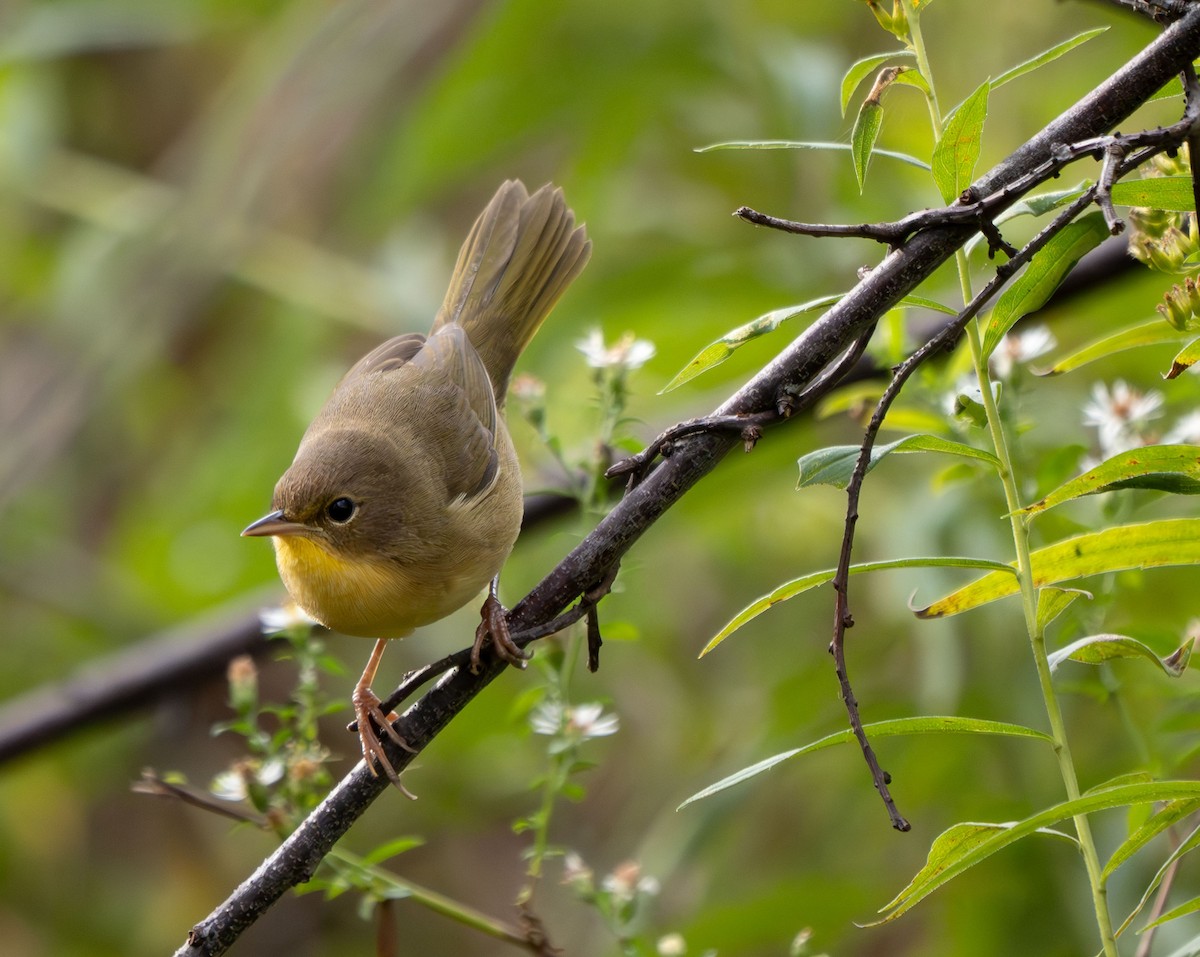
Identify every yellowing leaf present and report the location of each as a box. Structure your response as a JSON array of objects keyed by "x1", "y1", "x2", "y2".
[
  {"x1": 1039, "y1": 318, "x2": 1187, "y2": 376},
  {"x1": 916, "y1": 519, "x2": 1200, "y2": 618},
  {"x1": 702, "y1": 557, "x2": 1014, "y2": 656},
  {"x1": 1022, "y1": 445, "x2": 1200, "y2": 514}
]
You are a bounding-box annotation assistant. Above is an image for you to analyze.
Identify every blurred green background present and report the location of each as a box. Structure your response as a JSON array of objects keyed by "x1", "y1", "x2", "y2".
[{"x1": 2, "y1": 1, "x2": 1199, "y2": 954}]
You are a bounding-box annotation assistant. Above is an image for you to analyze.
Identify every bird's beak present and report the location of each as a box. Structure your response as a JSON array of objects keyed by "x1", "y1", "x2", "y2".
[{"x1": 242, "y1": 509, "x2": 307, "y2": 538}]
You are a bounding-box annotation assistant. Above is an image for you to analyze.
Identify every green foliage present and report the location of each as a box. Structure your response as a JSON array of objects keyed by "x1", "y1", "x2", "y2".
[
  {"x1": 931, "y1": 80, "x2": 990, "y2": 204},
  {"x1": 8, "y1": 2, "x2": 1200, "y2": 956}
]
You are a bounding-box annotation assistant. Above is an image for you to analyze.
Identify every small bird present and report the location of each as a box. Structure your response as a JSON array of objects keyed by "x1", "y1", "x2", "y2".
[{"x1": 243, "y1": 181, "x2": 590, "y2": 783}]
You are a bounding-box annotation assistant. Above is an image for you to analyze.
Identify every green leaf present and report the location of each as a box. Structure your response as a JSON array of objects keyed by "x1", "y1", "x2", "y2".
[
  {"x1": 661, "y1": 294, "x2": 954, "y2": 392},
  {"x1": 852, "y1": 100, "x2": 884, "y2": 191},
  {"x1": 916, "y1": 519, "x2": 1200, "y2": 618},
  {"x1": 840, "y1": 50, "x2": 915, "y2": 115},
  {"x1": 797, "y1": 434, "x2": 1000, "y2": 489},
  {"x1": 1143, "y1": 894, "x2": 1200, "y2": 931},
  {"x1": 694, "y1": 140, "x2": 931, "y2": 171},
  {"x1": 1110, "y1": 176, "x2": 1196, "y2": 212},
  {"x1": 677, "y1": 716, "x2": 1052, "y2": 809},
  {"x1": 1048, "y1": 634, "x2": 1194, "y2": 677},
  {"x1": 701, "y1": 556, "x2": 1015, "y2": 656},
  {"x1": 992, "y1": 27, "x2": 1109, "y2": 89},
  {"x1": 869, "y1": 781, "x2": 1200, "y2": 925},
  {"x1": 1166, "y1": 336, "x2": 1200, "y2": 379},
  {"x1": 981, "y1": 212, "x2": 1109, "y2": 359},
  {"x1": 1036, "y1": 587, "x2": 1090, "y2": 631},
  {"x1": 1117, "y1": 818, "x2": 1200, "y2": 935},
  {"x1": 891, "y1": 68, "x2": 931, "y2": 96},
  {"x1": 1039, "y1": 318, "x2": 1188, "y2": 376},
  {"x1": 1102, "y1": 798, "x2": 1200, "y2": 883},
  {"x1": 362, "y1": 836, "x2": 424, "y2": 865},
  {"x1": 660, "y1": 295, "x2": 841, "y2": 393},
  {"x1": 932, "y1": 80, "x2": 990, "y2": 203},
  {"x1": 1022, "y1": 445, "x2": 1200, "y2": 513}
]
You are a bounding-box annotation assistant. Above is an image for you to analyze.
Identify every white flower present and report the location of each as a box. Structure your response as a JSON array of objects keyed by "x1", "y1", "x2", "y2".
[
  {"x1": 565, "y1": 702, "x2": 620, "y2": 738},
  {"x1": 259, "y1": 603, "x2": 317, "y2": 634},
  {"x1": 530, "y1": 700, "x2": 619, "y2": 740},
  {"x1": 657, "y1": 933, "x2": 687, "y2": 956},
  {"x1": 1082, "y1": 380, "x2": 1164, "y2": 456},
  {"x1": 1163, "y1": 410, "x2": 1200, "y2": 444},
  {"x1": 576, "y1": 329, "x2": 656, "y2": 371},
  {"x1": 602, "y1": 860, "x2": 660, "y2": 904},
  {"x1": 561, "y1": 851, "x2": 594, "y2": 890},
  {"x1": 991, "y1": 326, "x2": 1056, "y2": 378},
  {"x1": 529, "y1": 699, "x2": 565, "y2": 736}
]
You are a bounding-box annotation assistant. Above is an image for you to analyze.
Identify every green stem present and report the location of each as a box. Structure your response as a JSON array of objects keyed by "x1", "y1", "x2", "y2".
[
  {"x1": 328, "y1": 848, "x2": 535, "y2": 952},
  {"x1": 901, "y1": 3, "x2": 1117, "y2": 953}
]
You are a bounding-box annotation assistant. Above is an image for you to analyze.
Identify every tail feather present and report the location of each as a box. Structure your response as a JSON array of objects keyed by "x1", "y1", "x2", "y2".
[{"x1": 433, "y1": 180, "x2": 590, "y2": 405}]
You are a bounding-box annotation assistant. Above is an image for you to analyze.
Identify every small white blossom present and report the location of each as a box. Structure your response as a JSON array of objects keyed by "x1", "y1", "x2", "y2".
[
  {"x1": 561, "y1": 851, "x2": 594, "y2": 890},
  {"x1": 210, "y1": 757, "x2": 285, "y2": 802},
  {"x1": 657, "y1": 933, "x2": 687, "y2": 956},
  {"x1": 991, "y1": 326, "x2": 1056, "y2": 379},
  {"x1": 1163, "y1": 410, "x2": 1200, "y2": 444},
  {"x1": 602, "y1": 860, "x2": 660, "y2": 904},
  {"x1": 1082, "y1": 380, "x2": 1164, "y2": 456},
  {"x1": 259, "y1": 603, "x2": 317, "y2": 634},
  {"x1": 530, "y1": 700, "x2": 619, "y2": 740},
  {"x1": 576, "y1": 329, "x2": 656, "y2": 371},
  {"x1": 566, "y1": 702, "x2": 620, "y2": 738}
]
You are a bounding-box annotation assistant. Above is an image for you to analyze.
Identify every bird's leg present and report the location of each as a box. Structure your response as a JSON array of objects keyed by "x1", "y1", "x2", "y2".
[
  {"x1": 471, "y1": 576, "x2": 529, "y2": 673},
  {"x1": 352, "y1": 638, "x2": 416, "y2": 797}
]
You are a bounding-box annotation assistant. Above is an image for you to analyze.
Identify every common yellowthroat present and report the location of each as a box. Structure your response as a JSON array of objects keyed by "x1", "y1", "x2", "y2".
[{"x1": 244, "y1": 181, "x2": 590, "y2": 782}]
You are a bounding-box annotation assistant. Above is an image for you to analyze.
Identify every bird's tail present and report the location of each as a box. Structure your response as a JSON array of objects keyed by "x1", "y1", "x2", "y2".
[{"x1": 432, "y1": 179, "x2": 591, "y2": 405}]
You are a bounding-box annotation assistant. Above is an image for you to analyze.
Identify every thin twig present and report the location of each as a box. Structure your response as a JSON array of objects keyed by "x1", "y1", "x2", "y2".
[
  {"x1": 830, "y1": 182, "x2": 1105, "y2": 830},
  {"x1": 606, "y1": 323, "x2": 877, "y2": 490}
]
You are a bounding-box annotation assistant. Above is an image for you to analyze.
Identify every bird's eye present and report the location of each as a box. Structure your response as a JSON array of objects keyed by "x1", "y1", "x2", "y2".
[{"x1": 325, "y1": 497, "x2": 357, "y2": 524}]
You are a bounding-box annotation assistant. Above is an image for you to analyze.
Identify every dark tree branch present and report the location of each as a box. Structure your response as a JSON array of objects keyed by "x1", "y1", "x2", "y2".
[{"x1": 157, "y1": 6, "x2": 1200, "y2": 951}]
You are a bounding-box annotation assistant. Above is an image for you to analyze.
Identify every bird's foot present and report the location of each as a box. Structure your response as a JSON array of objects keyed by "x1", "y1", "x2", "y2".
[
  {"x1": 471, "y1": 590, "x2": 529, "y2": 673},
  {"x1": 351, "y1": 684, "x2": 416, "y2": 798}
]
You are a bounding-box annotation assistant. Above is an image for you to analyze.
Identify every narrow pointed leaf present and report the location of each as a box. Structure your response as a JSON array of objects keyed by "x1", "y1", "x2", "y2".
[
  {"x1": 694, "y1": 140, "x2": 931, "y2": 170},
  {"x1": 660, "y1": 295, "x2": 840, "y2": 393},
  {"x1": 841, "y1": 50, "x2": 914, "y2": 115},
  {"x1": 1117, "y1": 819, "x2": 1200, "y2": 936},
  {"x1": 701, "y1": 557, "x2": 1014, "y2": 656},
  {"x1": 869, "y1": 781, "x2": 1200, "y2": 925},
  {"x1": 852, "y1": 100, "x2": 885, "y2": 191},
  {"x1": 992, "y1": 27, "x2": 1108, "y2": 89},
  {"x1": 662, "y1": 294, "x2": 954, "y2": 393},
  {"x1": 1048, "y1": 634, "x2": 1194, "y2": 676},
  {"x1": 1040, "y1": 318, "x2": 1188, "y2": 376},
  {"x1": 1102, "y1": 798, "x2": 1200, "y2": 883},
  {"x1": 798, "y1": 434, "x2": 1000, "y2": 490},
  {"x1": 1166, "y1": 336, "x2": 1200, "y2": 379},
  {"x1": 677, "y1": 716, "x2": 1051, "y2": 809},
  {"x1": 981, "y1": 212, "x2": 1108, "y2": 360},
  {"x1": 932, "y1": 80, "x2": 990, "y2": 203},
  {"x1": 1110, "y1": 176, "x2": 1197, "y2": 211},
  {"x1": 1143, "y1": 894, "x2": 1200, "y2": 931},
  {"x1": 1022, "y1": 445, "x2": 1200, "y2": 514},
  {"x1": 916, "y1": 519, "x2": 1200, "y2": 618}
]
